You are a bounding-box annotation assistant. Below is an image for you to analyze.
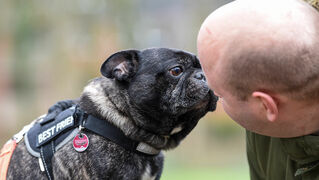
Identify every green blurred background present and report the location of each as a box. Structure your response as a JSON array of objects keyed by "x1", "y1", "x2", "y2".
[{"x1": 0, "y1": 0, "x2": 249, "y2": 179}]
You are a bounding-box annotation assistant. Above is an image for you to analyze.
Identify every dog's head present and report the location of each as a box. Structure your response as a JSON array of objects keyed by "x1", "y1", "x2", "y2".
[{"x1": 101, "y1": 48, "x2": 218, "y2": 149}]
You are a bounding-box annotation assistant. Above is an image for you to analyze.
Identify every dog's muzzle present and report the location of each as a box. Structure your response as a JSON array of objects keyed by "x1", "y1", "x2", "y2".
[{"x1": 208, "y1": 91, "x2": 219, "y2": 111}]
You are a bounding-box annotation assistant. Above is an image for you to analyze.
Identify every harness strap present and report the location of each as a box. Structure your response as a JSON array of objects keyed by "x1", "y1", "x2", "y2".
[
  {"x1": 83, "y1": 114, "x2": 139, "y2": 153},
  {"x1": 36, "y1": 106, "x2": 160, "y2": 180},
  {"x1": 40, "y1": 142, "x2": 55, "y2": 180},
  {"x1": 74, "y1": 107, "x2": 160, "y2": 155}
]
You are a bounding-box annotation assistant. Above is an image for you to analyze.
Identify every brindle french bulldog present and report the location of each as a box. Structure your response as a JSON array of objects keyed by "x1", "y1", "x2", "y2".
[{"x1": 6, "y1": 48, "x2": 218, "y2": 180}]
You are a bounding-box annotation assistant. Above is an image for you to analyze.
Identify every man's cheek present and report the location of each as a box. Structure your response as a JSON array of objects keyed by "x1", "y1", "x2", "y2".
[
  {"x1": 221, "y1": 99, "x2": 231, "y2": 115},
  {"x1": 221, "y1": 99, "x2": 237, "y2": 119}
]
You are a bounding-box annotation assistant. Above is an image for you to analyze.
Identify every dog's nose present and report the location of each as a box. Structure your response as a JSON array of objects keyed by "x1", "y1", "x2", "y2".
[{"x1": 194, "y1": 72, "x2": 206, "y2": 81}]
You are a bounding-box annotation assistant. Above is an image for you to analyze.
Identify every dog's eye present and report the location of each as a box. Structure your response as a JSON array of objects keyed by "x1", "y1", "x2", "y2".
[{"x1": 169, "y1": 66, "x2": 183, "y2": 76}]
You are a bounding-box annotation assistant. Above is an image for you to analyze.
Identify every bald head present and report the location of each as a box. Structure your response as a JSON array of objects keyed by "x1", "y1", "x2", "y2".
[{"x1": 198, "y1": 0, "x2": 319, "y2": 101}]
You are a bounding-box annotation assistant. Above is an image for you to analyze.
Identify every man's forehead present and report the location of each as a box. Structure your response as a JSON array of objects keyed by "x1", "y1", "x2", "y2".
[{"x1": 202, "y1": 63, "x2": 222, "y2": 86}]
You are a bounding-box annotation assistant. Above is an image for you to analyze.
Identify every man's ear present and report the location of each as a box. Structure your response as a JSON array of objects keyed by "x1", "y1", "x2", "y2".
[
  {"x1": 252, "y1": 91, "x2": 278, "y2": 122},
  {"x1": 100, "y1": 50, "x2": 140, "y2": 81}
]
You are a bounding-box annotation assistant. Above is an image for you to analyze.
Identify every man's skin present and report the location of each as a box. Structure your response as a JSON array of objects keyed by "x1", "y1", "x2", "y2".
[
  {"x1": 197, "y1": 0, "x2": 319, "y2": 179},
  {"x1": 197, "y1": 0, "x2": 319, "y2": 138}
]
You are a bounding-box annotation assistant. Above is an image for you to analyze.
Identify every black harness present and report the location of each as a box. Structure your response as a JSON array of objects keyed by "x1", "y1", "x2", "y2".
[{"x1": 24, "y1": 106, "x2": 160, "y2": 180}]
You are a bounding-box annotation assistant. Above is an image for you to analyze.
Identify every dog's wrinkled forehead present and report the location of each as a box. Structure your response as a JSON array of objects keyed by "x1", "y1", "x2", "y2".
[{"x1": 140, "y1": 48, "x2": 201, "y2": 68}]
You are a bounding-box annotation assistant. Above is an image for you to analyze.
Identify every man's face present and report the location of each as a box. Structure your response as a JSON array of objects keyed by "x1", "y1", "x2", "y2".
[
  {"x1": 196, "y1": 0, "x2": 319, "y2": 137},
  {"x1": 198, "y1": 48, "x2": 270, "y2": 135},
  {"x1": 203, "y1": 64, "x2": 257, "y2": 130},
  {"x1": 199, "y1": 47, "x2": 319, "y2": 137}
]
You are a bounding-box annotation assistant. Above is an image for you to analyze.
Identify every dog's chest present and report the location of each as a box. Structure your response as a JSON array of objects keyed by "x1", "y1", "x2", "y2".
[{"x1": 140, "y1": 163, "x2": 157, "y2": 180}]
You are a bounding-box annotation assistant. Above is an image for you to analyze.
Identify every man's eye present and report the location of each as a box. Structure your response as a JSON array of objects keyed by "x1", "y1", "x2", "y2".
[{"x1": 169, "y1": 66, "x2": 183, "y2": 76}]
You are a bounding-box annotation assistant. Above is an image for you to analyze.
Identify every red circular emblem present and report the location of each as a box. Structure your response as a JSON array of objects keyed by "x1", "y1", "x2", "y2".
[{"x1": 73, "y1": 133, "x2": 89, "y2": 152}]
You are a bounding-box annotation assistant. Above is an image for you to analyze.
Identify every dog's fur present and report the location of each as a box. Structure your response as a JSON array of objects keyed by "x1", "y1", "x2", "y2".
[{"x1": 6, "y1": 48, "x2": 218, "y2": 180}]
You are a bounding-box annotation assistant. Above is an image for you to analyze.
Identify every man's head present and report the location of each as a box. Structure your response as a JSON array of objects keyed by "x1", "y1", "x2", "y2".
[{"x1": 197, "y1": 0, "x2": 319, "y2": 137}]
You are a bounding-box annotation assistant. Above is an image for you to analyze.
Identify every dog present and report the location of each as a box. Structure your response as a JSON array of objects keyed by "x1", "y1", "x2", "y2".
[{"x1": 4, "y1": 48, "x2": 218, "y2": 180}]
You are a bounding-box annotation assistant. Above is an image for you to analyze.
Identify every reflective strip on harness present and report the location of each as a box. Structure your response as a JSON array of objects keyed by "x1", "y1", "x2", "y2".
[{"x1": 0, "y1": 140, "x2": 17, "y2": 180}]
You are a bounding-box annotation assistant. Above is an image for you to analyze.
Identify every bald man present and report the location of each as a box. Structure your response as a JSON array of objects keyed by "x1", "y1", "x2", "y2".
[{"x1": 197, "y1": 0, "x2": 319, "y2": 179}]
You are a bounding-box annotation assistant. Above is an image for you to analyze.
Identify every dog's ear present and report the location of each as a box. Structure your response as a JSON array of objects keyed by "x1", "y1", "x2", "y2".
[{"x1": 101, "y1": 50, "x2": 140, "y2": 81}]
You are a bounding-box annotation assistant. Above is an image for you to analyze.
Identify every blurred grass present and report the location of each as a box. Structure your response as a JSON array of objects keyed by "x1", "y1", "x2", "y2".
[{"x1": 161, "y1": 166, "x2": 249, "y2": 180}]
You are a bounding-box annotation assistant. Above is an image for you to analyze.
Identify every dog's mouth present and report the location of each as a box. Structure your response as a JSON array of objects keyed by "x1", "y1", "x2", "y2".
[
  {"x1": 156, "y1": 92, "x2": 218, "y2": 136},
  {"x1": 207, "y1": 90, "x2": 219, "y2": 111},
  {"x1": 190, "y1": 90, "x2": 218, "y2": 111},
  {"x1": 133, "y1": 87, "x2": 219, "y2": 138}
]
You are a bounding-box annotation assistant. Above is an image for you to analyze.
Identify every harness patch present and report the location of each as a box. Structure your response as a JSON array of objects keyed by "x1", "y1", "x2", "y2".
[
  {"x1": 37, "y1": 116, "x2": 74, "y2": 147},
  {"x1": 25, "y1": 107, "x2": 79, "y2": 158},
  {"x1": 19, "y1": 105, "x2": 161, "y2": 180}
]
